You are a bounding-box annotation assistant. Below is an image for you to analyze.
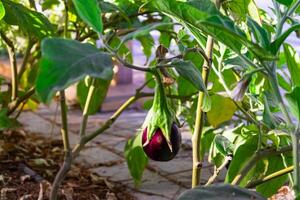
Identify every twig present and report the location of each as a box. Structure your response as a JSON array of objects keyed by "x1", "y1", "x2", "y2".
[
  {"x1": 0, "y1": 31, "x2": 18, "y2": 101},
  {"x1": 246, "y1": 165, "x2": 294, "y2": 188},
  {"x1": 18, "y1": 39, "x2": 34, "y2": 80},
  {"x1": 205, "y1": 156, "x2": 231, "y2": 186},
  {"x1": 7, "y1": 87, "x2": 35, "y2": 115}
]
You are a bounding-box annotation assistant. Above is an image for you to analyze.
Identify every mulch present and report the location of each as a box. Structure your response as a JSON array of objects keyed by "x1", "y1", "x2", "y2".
[{"x1": 0, "y1": 129, "x2": 135, "y2": 200}]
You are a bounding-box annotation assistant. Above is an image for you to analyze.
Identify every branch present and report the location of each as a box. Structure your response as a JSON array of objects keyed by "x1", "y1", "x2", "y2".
[
  {"x1": 246, "y1": 165, "x2": 294, "y2": 188},
  {"x1": 231, "y1": 145, "x2": 292, "y2": 185},
  {"x1": 18, "y1": 39, "x2": 34, "y2": 80},
  {"x1": 0, "y1": 31, "x2": 18, "y2": 101},
  {"x1": 7, "y1": 87, "x2": 35, "y2": 115},
  {"x1": 205, "y1": 156, "x2": 231, "y2": 186}
]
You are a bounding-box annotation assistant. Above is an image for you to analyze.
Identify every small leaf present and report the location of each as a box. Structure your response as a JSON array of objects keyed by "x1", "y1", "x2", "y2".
[
  {"x1": 0, "y1": 109, "x2": 20, "y2": 130},
  {"x1": 285, "y1": 87, "x2": 300, "y2": 120},
  {"x1": 270, "y1": 24, "x2": 300, "y2": 54},
  {"x1": 72, "y1": 0, "x2": 103, "y2": 33},
  {"x1": 0, "y1": 1, "x2": 5, "y2": 20},
  {"x1": 283, "y1": 43, "x2": 300, "y2": 87},
  {"x1": 172, "y1": 59, "x2": 207, "y2": 93},
  {"x1": 124, "y1": 133, "x2": 148, "y2": 186},
  {"x1": 207, "y1": 95, "x2": 237, "y2": 127},
  {"x1": 77, "y1": 77, "x2": 111, "y2": 115},
  {"x1": 214, "y1": 135, "x2": 234, "y2": 156},
  {"x1": 36, "y1": 38, "x2": 113, "y2": 103},
  {"x1": 247, "y1": 17, "x2": 269, "y2": 48},
  {"x1": 2, "y1": 0, "x2": 53, "y2": 39},
  {"x1": 178, "y1": 184, "x2": 266, "y2": 200}
]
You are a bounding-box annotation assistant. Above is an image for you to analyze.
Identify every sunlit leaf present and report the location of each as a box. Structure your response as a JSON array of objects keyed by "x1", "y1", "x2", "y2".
[
  {"x1": 0, "y1": 1, "x2": 5, "y2": 20},
  {"x1": 2, "y1": 0, "x2": 54, "y2": 39},
  {"x1": 72, "y1": 0, "x2": 103, "y2": 33}
]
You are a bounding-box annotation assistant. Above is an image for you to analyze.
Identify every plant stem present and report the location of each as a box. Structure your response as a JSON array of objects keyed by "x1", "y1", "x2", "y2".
[
  {"x1": 7, "y1": 87, "x2": 35, "y2": 115},
  {"x1": 79, "y1": 78, "x2": 96, "y2": 139},
  {"x1": 246, "y1": 165, "x2": 294, "y2": 188},
  {"x1": 231, "y1": 145, "x2": 292, "y2": 185},
  {"x1": 292, "y1": 131, "x2": 300, "y2": 198},
  {"x1": 0, "y1": 31, "x2": 18, "y2": 101},
  {"x1": 50, "y1": 1, "x2": 71, "y2": 199},
  {"x1": 275, "y1": 0, "x2": 300, "y2": 38},
  {"x1": 192, "y1": 35, "x2": 214, "y2": 188},
  {"x1": 72, "y1": 95, "x2": 139, "y2": 156},
  {"x1": 18, "y1": 39, "x2": 34, "y2": 80}
]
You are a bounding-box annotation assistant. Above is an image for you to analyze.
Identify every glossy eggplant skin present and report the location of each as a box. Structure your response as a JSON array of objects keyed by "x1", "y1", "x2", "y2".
[{"x1": 142, "y1": 123, "x2": 181, "y2": 161}]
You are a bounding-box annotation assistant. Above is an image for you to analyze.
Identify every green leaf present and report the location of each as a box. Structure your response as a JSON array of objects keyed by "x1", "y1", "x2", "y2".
[
  {"x1": 137, "y1": 35, "x2": 154, "y2": 60},
  {"x1": 285, "y1": 87, "x2": 300, "y2": 120},
  {"x1": 225, "y1": 135, "x2": 258, "y2": 183},
  {"x1": 270, "y1": 24, "x2": 300, "y2": 54},
  {"x1": 247, "y1": 17, "x2": 269, "y2": 48},
  {"x1": 119, "y1": 22, "x2": 173, "y2": 47},
  {"x1": 172, "y1": 59, "x2": 207, "y2": 93},
  {"x1": 178, "y1": 184, "x2": 266, "y2": 200},
  {"x1": 36, "y1": 38, "x2": 113, "y2": 103},
  {"x1": 0, "y1": 1, "x2": 5, "y2": 20},
  {"x1": 124, "y1": 133, "x2": 148, "y2": 186},
  {"x1": 0, "y1": 109, "x2": 20, "y2": 130},
  {"x1": 256, "y1": 156, "x2": 289, "y2": 197},
  {"x1": 223, "y1": 0, "x2": 260, "y2": 23},
  {"x1": 147, "y1": 0, "x2": 275, "y2": 60},
  {"x1": 276, "y1": 0, "x2": 293, "y2": 6},
  {"x1": 72, "y1": 0, "x2": 103, "y2": 33},
  {"x1": 214, "y1": 135, "x2": 234, "y2": 156},
  {"x1": 207, "y1": 95, "x2": 237, "y2": 127},
  {"x1": 200, "y1": 128, "x2": 215, "y2": 159},
  {"x1": 2, "y1": 0, "x2": 53, "y2": 39},
  {"x1": 77, "y1": 77, "x2": 111, "y2": 115},
  {"x1": 283, "y1": 43, "x2": 300, "y2": 87}
]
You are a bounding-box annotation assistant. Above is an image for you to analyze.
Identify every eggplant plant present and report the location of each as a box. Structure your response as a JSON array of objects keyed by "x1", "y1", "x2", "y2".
[{"x1": 1, "y1": 0, "x2": 300, "y2": 199}]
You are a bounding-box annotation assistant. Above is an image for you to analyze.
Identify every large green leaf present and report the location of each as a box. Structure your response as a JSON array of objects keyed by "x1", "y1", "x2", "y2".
[
  {"x1": 286, "y1": 87, "x2": 300, "y2": 120},
  {"x1": 283, "y1": 43, "x2": 300, "y2": 87},
  {"x1": 0, "y1": 1, "x2": 5, "y2": 20},
  {"x1": 270, "y1": 24, "x2": 300, "y2": 54},
  {"x1": 124, "y1": 133, "x2": 148, "y2": 186},
  {"x1": 36, "y1": 38, "x2": 113, "y2": 103},
  {"x1": 2, "y1": 0, "x2": 53, "y2": 39},
  {"x1": 207, "y1": 95, "x2": 237, "y2": 127},
  {"x1": 147, "y1": 0, "x2": 275, "y2": 60},
  {"x1": 72, "y1": 0, "x2": 103, "y2": 33},
  {"x1": 178, "y1": 184, "x2": 266, "y2": 200},
  {"x1": 77, "y1": 77, "x2": 111, "y2": 115}
]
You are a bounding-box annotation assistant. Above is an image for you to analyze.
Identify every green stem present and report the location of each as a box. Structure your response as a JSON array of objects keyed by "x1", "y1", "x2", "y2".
[
  {"x1": 0, "y1": 31, "x2": 18, "y2": 101},
  {"x1": 18, "y1": 39, "x2": 34, "y2": 80},
  {"x1": 192, "y1": 35, "x2": 214, "y2": 188},
  {"x1": 292, "y1": 131, "x2": 300, "y2": 199},
  {"x1": 231, "y1": 145, "x2": 292, "y2": 185},
  {"x1": 72, "y1": 95, "x2": 139, "y2": 156},
  {"x1": 246, "y1": 165, "x2": 294, "y2": 188},
  {"x1": 79, "y1": 78, "x2": 96, "y2": 138}
]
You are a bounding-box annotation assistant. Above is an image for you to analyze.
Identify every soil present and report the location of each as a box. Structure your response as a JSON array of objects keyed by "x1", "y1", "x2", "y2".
[{"x1": 0, "y1": 129, "x2": 135, "y2": 200}]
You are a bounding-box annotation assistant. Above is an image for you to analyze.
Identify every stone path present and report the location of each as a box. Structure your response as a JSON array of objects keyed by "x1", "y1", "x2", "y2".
[{"x1": 18, "y1": 103, "x2": 225, "y2": 200}]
